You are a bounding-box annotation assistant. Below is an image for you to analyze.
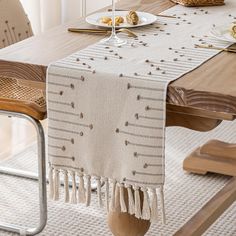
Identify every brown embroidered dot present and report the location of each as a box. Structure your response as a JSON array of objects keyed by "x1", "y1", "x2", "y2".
[
  {"x1": 71, "y1": 102, "x2": 75, "y2": 108},
  {"x1": 145, "y1": 106, "x2": 150, "y2": 111},
  {"x1": 81, "y1": 168, "x2": 84, "y2": 172},
  {"x1": 114, "y1": 53, "x2": 118, "y2": 56},
  {"x1": 143, "y1": 163, "x2": 148, "y2": 168},
  {"x1": 134, "y1": 72, "x2": 138, "y2": 76},
  {"x1": 119, "y1": 56, "x2": 123, "y2": 59},
  {"x1": 72, "y1": 156, "x2": 75, "y2": 161},
  {"x1": 151, "y1": 64, "x2": 154, "y2": 67},
  {"x1": 89, "y1": 124, "x2": 93, "y2": 130},
  {"x1": 125, "y1": 121, "x2": 129, "y2": 126},
  {"x1": 70, "y1": 84, "x2": 75, "y2": 89},
  {"x1": 145, "y1": 59, "x2": 150, "y2": 63},
  {"x1": 176, "y1": 23, "x2": 179, "y2": 25},
  {"x1": 154, "y1": 33, "x2": 158, "y2": 36},
  {"x1": 127, "y1": 83, "x2": 131, "y2": 89},
  {"x1": 123, "y1": 177, "x2": 126, "y2": 181},
  {"x1": 80, "y1": 113, "x2": 84, "y2": 119},
  {"x1": 119, "y1": 73, "x2": 123, "y2": 77},
  {"x1": 90, "y1": 58, "x2": 94, "y2": 60},
  {"x1": 71, "y1": 139, "x2": 75, "y2": 144},
  {"x1": 59, "y1": 91, "x2": 63, "y2": 95},
  {"x1": 156, "y1": 67, "x2": 160, "y2": 70},
  {"x1": 125, "y1": 140, "x2": 129, "y2": 146},
  {"x1": 142, "y1": 34, "x2": 146, "y2": 36},
  {"x1": 173, "y1": 58, "x2": 178, "y2": 61},
  {"x1": 162, "y1": 71, "x2": 166, "y2": 74},
  {"x1": 105, "y1": 46, "x2": 109, "y2": 49},
  {"x1": 116, "y1": 128, "x2": 120, "y2": 133},
  {"x1": 76, "y1": 58, "x2": 80, "y2": 61},
  {"x1": 92, "y1": 70, "x2": 96, "y2": 74},
  {"x1": 137, "y1": 95, "x2": 141, "y2": 100},
  {"x1": 88, "y1": 66, "x2": 91, "y2": 69},
  {"x1": 160, "y1": 60, "x2": 165, "y2": 62},
  {"x1": 5, "y1": 20, "x2": 8, "y2": 24},
  {"x1": 135, "y1": 113, "x2": 139, "y2": 119},
  {"x1": 134, "y1": 152, "x2": 138, "y2": 157},
  {"x1": 104, "y1": 56, "x2": 108, "y2": 60},
  {"x1": 205, "y1": 11, "x2": 208, "y2": 14},
  {"x1": 62, "y1": 146, "x2": 66, "y2": 151},
  {"x1": 82, "y1": 62, "x2": 86, "y2": 65},
  {"x1": 109, "y1": 50, "x2": 113, "y2": 52},
  {"x1": 148, "y1": 72, "x2": 152, "y2": 75},
  {"x1": 80, "y1": 132, "x2": 84, "y2": 136},
  {"x1": 169, "y1": 47, "x2": 172, "y2": 50},
  {"x1": 132, "y1": 171, "x2": 136, "y2": 176}
]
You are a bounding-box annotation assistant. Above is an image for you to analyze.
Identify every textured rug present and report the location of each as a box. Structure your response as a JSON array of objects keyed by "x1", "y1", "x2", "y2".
[{"x1": 0, "y1": 121, "x2": 236, "y2": 236}]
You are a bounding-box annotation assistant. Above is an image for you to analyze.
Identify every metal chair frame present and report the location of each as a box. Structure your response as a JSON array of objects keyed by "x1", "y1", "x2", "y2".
[{"x1": 0, "y1": 110, "x2": 47, "y2": 236}]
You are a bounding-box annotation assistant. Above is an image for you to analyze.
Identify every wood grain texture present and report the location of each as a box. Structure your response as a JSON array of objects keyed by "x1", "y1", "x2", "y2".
[
  {"x1": 0, "y1": 0, "x2": 235, "y2": 116},
  {"x1": 183, "y1": 140, "x2": 236, "y2": 176}
]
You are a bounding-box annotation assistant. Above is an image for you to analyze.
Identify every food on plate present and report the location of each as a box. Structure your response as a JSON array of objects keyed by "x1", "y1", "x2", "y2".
[
  {"x1": 231, "y1": 24, "x2": 236, "y2": 39},
  {"x1": 115, "y1": 16, "x2": 124, "y2": 24},
  {"x1": 126, "y1": 11, "x2": 139, "y2": 25},
  {"x1": 101, "y1": 16, "x2": 112, "y2": 24},
  {"x1": 100, "y1": 16, "x2": 124, "y2": 26}
]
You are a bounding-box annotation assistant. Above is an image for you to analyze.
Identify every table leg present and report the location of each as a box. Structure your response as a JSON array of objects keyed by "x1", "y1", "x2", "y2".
[
  {"x1": 183, "y1": 140, "x2": 236, "y2": 176},
  {"x1": 108, "y1": 188, "x2": 151, "y2": 236}
]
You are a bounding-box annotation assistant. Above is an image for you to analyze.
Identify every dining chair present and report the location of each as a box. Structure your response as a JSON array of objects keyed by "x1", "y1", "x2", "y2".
[{"x1": 0, "y1": 0, "x2": 47, "y2": 235}]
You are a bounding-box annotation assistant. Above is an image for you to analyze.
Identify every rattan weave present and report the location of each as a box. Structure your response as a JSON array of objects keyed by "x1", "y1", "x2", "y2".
[
  {"x1": 171, "y1": 0, "x2": 224, "y2": 6},
  {"x1": 0, "y1": 76, "x2": 46, "y2": 108}
]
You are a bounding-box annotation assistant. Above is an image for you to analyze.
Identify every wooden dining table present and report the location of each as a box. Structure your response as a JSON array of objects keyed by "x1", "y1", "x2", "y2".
[{"x1": 0, "y1": 0, "x2": 236, "y2": 235}]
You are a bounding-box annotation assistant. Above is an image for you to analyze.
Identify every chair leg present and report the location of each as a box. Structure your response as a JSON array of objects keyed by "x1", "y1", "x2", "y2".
[{"x1": 0, "y1": 111, "x2": 47, "y2": 235}]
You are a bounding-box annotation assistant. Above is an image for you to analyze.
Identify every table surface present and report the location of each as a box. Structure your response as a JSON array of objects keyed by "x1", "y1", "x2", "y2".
[{"x1": 0, "y1": 0, "x2": 236, "y2": 119}]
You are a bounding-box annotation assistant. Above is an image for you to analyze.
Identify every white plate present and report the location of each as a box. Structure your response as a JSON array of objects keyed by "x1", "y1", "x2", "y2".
[
  {"x1": 86, "y1": 11, "x2": 157, "y2": 29},
  {"x1": 210, "y1": 24, "x2": 236, "y2": 43}
]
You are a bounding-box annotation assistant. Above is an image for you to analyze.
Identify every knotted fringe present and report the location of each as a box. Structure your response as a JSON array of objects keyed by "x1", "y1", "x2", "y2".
[
  {"x1": 151, "y1": 189, "x2": 158, "y2": 222},
  {"x1": 63, "y1": 170, "x2": 69, "y2": 203},
  {"x1": 78, "y1": 173, "x2": 86, "y2": 203},
  {"x1": 119, "y1": 184, "x2": 127, "y2": 213},
  {"x1": 48, "y1": 168, "x2": 166, "y2": 223},
  {"x1": 86, "y1": 175, "x2": 91, "y2": 206},
  {"x1": 110, "y1": 180, "x2": 117, "y2": 212},
  {"x1": 159, "y1": 186, "x2": 166, "y2": 224},
  {"x1": 48, "y1": 165, "x2": 54, "y2": 199},
  {"x1": 134, "y1": 186, "x2": 142, "y2": 218},
  {"x1": 53, "y1": 169, "x2": 60, "y2": 201},
  {"x1": 141, "y1": 187, "x2": 151, "y2": 220},
  {"x1": 70, "y1": 171, "x2": 77, "y2": 204},
  {"x1": 96, "y1": 177, "x2": 103, "y2": 207},
  {"x1": 104, "y1": 178, "x2": 110, "y2": 212},
  {"x1": 126, "y1": 184, "x2": 135, "y2": 215}
]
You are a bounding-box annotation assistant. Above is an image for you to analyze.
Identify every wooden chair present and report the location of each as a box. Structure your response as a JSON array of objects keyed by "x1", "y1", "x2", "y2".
[{"x1": 0, "y1": 0, "x2": 47, "y2": 235}]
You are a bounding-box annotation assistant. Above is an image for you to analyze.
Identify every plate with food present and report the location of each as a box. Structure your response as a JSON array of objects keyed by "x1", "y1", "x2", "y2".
[
  {"x1": 86, "y1": 11, "x2": 157, "y2": 28},
  {"x1": 210, "y1": 23, "x2": 236, "y2": 43}
]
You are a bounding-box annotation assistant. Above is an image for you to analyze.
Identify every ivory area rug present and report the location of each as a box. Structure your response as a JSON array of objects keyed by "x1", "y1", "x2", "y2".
[{"x1": 0, "y1": 121, "x2": 235, "y2": 236}]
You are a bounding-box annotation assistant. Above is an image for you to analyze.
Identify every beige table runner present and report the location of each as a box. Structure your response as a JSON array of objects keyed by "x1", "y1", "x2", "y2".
[{"x1": 47, "y1": 1, "x2": 235, "y2": 222}]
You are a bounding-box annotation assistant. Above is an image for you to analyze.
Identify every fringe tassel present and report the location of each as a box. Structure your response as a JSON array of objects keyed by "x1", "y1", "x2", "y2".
[
  {"x1": 159, "y1": 186, "x2": 166, "y2": 224},
  {"x1": 53, "y1": 169, "x2": 60, "y2": 201},
  {"x1": 104, "y1": 178, "x2": 110, "y2": 212},
  {"x1": 48, "y1": 166, "x2": 54, "y2": 199},
  {"x1": 86, "y1": 175, "x2": 91, "y2": 207},
  {"x1": 63, "y1": 170, "x2": 69, "y2": 203},
  {"x1": 141, "y1": 187, "x2": 151, "y2": 220},
  {"x1": 70, "y1": 171, "x2": 77, "y2": 204},
  {"x1": 151, "y1": 189, "x2": 158, "y2": 222},
  {"x1": 110, "y1": 180, "x2": 117, "y2": 212},
  {"x1": 96, "y1": 177, "x2": 103, "y2": 207},
  {"x1": 119, "y1": 184, "x2": 127, "y2": 213},
  {"x1": 78, "y1": 173, "x2": 86, "y2": 203},
  {"x1": 134, "y1": 186, "x2": 142, "y2": 219},
  {"x1": 126, "y1": 184, "x2": 135, "y2": 215}
]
